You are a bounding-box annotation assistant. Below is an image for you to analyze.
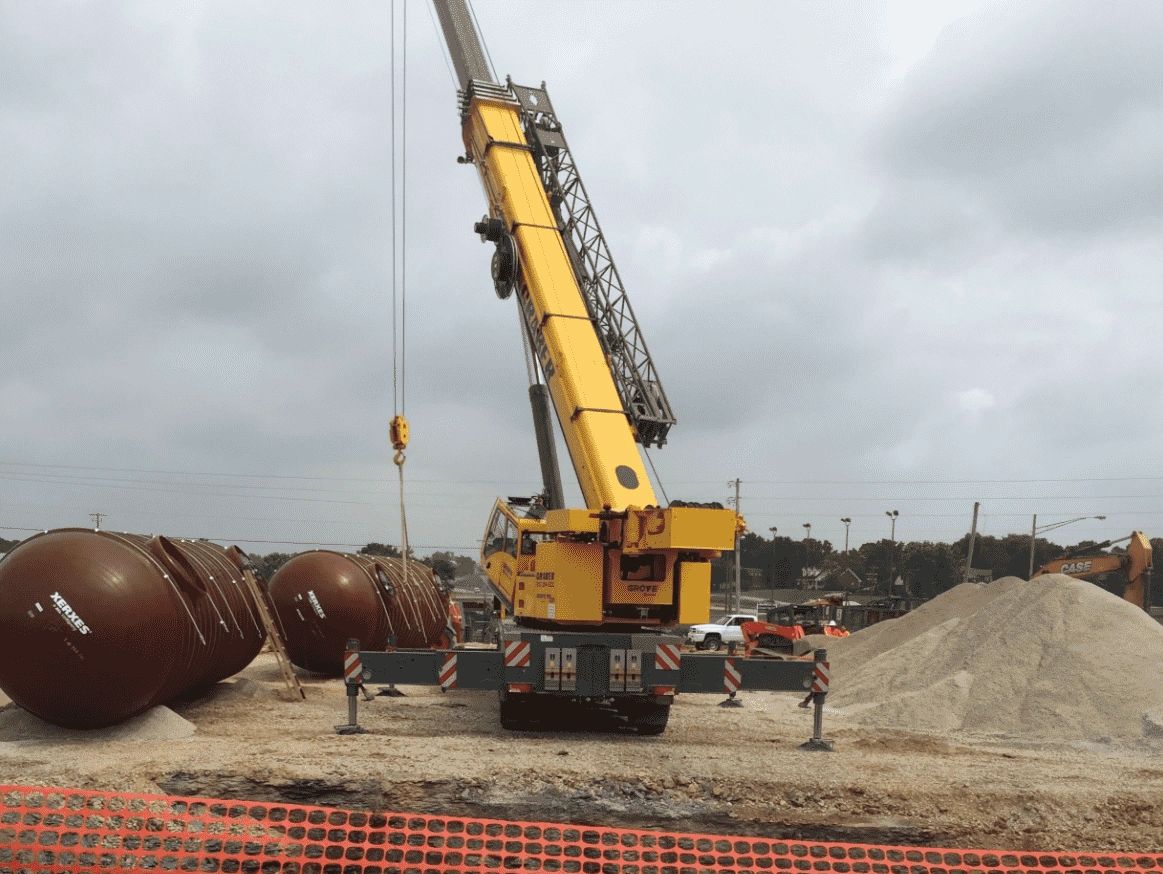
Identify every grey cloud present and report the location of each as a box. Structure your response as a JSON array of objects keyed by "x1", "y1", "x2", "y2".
[
  {"x1": 1, "y1": 2, "x2": 1158, "y2": 554},
  {"x1": 875, "y1": 1, "x2": 1163, "y2": 237}
]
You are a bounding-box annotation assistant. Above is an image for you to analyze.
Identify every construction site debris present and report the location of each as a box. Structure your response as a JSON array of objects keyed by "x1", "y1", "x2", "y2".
[{"x1": 825, "y1": 575, "x2": 1163, "y2": 741}]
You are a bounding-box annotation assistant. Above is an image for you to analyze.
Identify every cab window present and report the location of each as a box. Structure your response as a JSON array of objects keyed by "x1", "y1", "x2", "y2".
[
  {"x1": 485, "y1": 507, "x2": 517, "y2": 558},
  {"x1": 520, "y1": 532, "x2": 549, "y2": 556}
]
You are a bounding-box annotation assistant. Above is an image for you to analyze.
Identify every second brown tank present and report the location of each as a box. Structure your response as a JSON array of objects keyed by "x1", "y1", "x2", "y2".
[{"x1": 267, "y1": 551, "x2": 449, "y2": 675}]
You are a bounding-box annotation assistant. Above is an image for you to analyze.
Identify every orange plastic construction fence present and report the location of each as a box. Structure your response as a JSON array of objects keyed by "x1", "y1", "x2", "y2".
[{"x1": 3, "y1": 784, "x2": 1161, "y2": 874}]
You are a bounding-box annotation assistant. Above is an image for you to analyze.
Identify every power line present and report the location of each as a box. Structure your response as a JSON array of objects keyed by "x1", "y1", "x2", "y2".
[
  {"x1": 0, "y1": 526, "x2": 481, "y2": 553},
  {"x1": 7, "y1": 460, "x2": 1161, "y2": 489},
  {"x1": 0, "y1": 460, "x2": 537, "y2": 486},
  {"x1": 741, "y1": 494, "x2": 1163, "y2": 502},
  {"x1": 0, "y1": 475, "x2": 374, "y2": 505},
  {"x1": 667, "y1": 476, "x2": 1163, "y2": 486}
]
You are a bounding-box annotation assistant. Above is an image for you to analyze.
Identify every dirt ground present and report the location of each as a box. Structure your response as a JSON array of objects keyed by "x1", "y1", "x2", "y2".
[{"x1": 2, "y1": 653, "x2": 1162, "y2": 854}]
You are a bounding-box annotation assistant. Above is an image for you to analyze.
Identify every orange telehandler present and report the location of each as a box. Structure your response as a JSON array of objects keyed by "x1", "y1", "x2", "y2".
[{"x1": 1033, "y1": 531, "x2": 1153, "y2": 611}]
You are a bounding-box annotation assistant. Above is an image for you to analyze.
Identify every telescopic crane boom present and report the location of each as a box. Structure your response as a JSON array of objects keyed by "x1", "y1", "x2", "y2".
[{"x1": 432, "y1": 0, "x2": 737, "y2": 629}]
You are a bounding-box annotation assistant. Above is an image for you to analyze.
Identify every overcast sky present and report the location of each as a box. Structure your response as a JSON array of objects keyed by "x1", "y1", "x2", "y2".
[{"x1": 2, "y1": 1, "x2": 1161, "y2": 558}]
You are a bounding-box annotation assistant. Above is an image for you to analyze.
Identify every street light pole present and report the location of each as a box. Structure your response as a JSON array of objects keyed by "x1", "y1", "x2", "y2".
[
  {"x1": 885, "y1": 510, "x2": 899, "y2": 594},
  {"x1": 768, "y1": 526, "x2": 778, "y2": 603},
  {"x1": 802, "y1": 523, "x2": 812, "y2": 586},
  {"x1": 727, "y1": 478, "x2": 742, "y2": 612},
  {"x1": 840, "y1": 517, "x2": 851, "y2": 554},
  {"x1": 1028, "y1": 513, "x2": 1038, "y2": 580},
  {"x1": 1028, "y1": 514, "x2": 1106, "y2": 578}
]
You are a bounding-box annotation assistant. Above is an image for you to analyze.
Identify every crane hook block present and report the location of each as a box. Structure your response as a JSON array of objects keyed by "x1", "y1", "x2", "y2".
[{"x1": 390, "y1": 415, "x2": 410, "y2": 452}]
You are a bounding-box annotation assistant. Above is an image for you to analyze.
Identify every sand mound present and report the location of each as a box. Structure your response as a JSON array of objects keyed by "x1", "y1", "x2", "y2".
[
  {"x1": 0, "y1": 704, "x2": 195, "y2": 743},
  {"x1": 826, "y1": 576, "x2": 1163, "y2": 741}
]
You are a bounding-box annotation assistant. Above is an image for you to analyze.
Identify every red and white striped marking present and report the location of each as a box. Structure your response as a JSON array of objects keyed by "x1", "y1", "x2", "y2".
[
  {"x1": 438, "y1": 653, "x2": 458, "y2": 691},
  {"x1": 723, "y1": 658, "x2": 742, "y2": 695},
  {"x1": 504, "y1": 640, "x2": 532, "y2": 669},
  {"x1": 811, "y1": 660, "x2": 831, "y2": 694},
  {"x1": 343, "y1": 651, "x2": 363, "y2": 685},
  {"x1": 654, "y1": 643, "x2": 681, "y2": 671}
]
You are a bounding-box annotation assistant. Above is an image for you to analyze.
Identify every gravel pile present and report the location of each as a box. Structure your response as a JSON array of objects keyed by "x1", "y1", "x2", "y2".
[
  {"x1": 827, "y1": 575, "x2": 1163, "y2": 741},
  {"x1": 0, "y1": 704, "x2": 195, "y2": 743}
]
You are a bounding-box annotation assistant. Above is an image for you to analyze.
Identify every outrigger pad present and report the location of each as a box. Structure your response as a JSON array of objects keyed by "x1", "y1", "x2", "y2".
[{"x1": 799, "y1": 737, "x2": 835, "y2": 752}]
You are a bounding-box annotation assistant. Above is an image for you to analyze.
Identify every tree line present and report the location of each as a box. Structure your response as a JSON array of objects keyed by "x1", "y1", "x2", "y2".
[
  {"x1": 249, "y1": 543, "x2": 477, "y2": 584},
  {"x1": 0, "y1": 534, "x2": 477, "y2": 585},
  {"x1": 712, "y1": 531, "x2": 1162, "y2": 601}
]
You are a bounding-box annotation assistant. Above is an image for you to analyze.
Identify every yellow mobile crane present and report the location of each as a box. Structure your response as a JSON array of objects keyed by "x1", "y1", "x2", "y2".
[{"x1": 351, "y1": 2, "x2": 823, "y2": 735}]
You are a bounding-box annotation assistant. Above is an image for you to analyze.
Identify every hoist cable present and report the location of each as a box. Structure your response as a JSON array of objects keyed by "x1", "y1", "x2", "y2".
[
  {"x1": 388, "y1": 0, "x2": 410, "y2": 576},
  {"x1": 645, "y1": 448, "x2": 670, "y2": 507},
  {"x1": 518, "y1": 308, "x2": 538, "y2": 386},
  {"x1": 466, "y1": 0, "x2": 498, "y2": 83},
  {"x1": 390, "y1": 0, "x2": 399, "y2": 415},
  {"x1": 425, "y1": 0, "x2": 458, "y2": 89},
  {"x1": 401, "y1": 0, "x2": 408, "y2": 415}
]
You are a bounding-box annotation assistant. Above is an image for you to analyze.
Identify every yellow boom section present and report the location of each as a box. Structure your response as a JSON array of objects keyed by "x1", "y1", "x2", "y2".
[{"x1": 464, "y1": 97, "x2": 656, "y2": 511}]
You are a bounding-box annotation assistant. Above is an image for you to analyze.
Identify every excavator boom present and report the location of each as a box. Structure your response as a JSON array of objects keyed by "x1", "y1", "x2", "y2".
[{"x1": 1033, "y1": 531, "x2": 1152, "y2": 611}]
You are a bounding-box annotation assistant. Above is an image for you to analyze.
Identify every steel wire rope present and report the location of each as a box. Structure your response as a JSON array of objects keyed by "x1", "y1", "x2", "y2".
[
  {"x1": 390, "y1": 0, "x2": 413, "y2": 592},
  {"x1": 644, "y1": 448, "x2": 670, "y2": 507},
  {"x1": 424, "y1": 0, "x2": 458, "y2": 89},
  {"x1": 466, "y1": 0, "x2": 498, "y2": 82}
]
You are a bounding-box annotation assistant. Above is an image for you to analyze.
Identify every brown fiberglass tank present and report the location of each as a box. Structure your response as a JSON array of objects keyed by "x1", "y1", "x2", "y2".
[
  {"x1": 267, "y1": 551, "x2": 448, "y2": 674},
  {"x1": 0, "y1": 529, "x2": 266, "y2": 728}
]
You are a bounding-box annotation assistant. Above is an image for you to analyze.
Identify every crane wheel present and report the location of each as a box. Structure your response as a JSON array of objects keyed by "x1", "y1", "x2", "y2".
[
  {"x1": 499, "y1": 689, "x2": 539, "y2": 731},
  {"x1": 617, "y1": 699, "x2": 670, "y2": 736}
]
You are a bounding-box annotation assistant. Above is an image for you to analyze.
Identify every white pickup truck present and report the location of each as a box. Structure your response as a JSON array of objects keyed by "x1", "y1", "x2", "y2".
[{"x1": 685, "y1": 614, "x2": 757, "y2": 651}]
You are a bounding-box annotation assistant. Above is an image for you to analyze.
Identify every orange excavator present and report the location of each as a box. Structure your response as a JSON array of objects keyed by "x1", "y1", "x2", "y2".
[
  {"x1": 741, "y1": 598, "x2": 850, "y2": 657},
  {"x1": 1033, "y1": 531, "x2": 1153, "y2": 611}
]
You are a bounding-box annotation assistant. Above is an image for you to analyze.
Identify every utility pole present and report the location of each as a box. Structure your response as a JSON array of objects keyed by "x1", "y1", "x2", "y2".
[
  {"x1": 884, "y1": 509, "x2": 899, "y2": 594},
  {"x1": 728, "y1": 478, "x2": 742, "y2": 613},
  {"x1": 768, "y1": 527, "x2": 778, "y2": 604},
  {"x1": 89, "y1": 512, "x2": 105, "y2": 531},
  {"x1": 964, "y1": 502, "x2": 980, "y2": 584},
  {"x1": 1028, "y1": 513, "x2": 1038, "y2": 580},
  {"x1": 840, "y1": 517, "x2": 851, "y2": 554}
]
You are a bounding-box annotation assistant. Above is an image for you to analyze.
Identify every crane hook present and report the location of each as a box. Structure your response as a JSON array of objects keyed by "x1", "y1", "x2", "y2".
[{"x1": 390, "y1": 414, "x2": 409, "y2": 467}]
